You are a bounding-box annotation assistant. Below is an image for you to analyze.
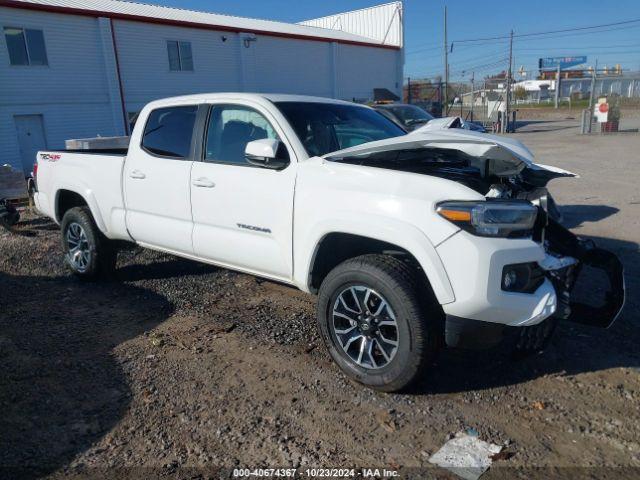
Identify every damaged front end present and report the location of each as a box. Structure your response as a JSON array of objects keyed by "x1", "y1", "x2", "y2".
[
  {"x1": 486, "y1": 173, "x2": 625, "y2": 332},
  {"x1": 541, "y1": 218, "x2": 625, "y2": 329},
  {"x1": 509, "y1": 209, "x2": 624, "y2": 354},
  {"x1": 324, "y1": 129, "x2": 625, "y2": 341}
]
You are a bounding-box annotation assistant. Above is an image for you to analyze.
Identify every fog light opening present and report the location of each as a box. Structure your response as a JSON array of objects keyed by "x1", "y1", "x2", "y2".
[
  {"x1": 501, "y1": 263, "x2": 544, "y2": 293},
  {"x1": 502, "y1": 269, "x2": 519, "y2": 290}
]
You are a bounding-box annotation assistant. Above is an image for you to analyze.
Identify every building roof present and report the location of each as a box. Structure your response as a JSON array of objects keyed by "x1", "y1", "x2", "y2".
[
  {"x1": 299, "y1": 2, "x2": 403, "y2": 48},
  {"x1": 2, "y1": 0, "x2": 399, "y2": 49}
]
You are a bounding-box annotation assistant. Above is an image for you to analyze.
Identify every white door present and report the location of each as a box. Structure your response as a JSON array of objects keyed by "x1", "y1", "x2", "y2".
[
  {"x1": 124, "y1": 105, "x2": 198, "y2": 255},
  {"x1": 190, "y1": 103, "x2": 296, "y2": 280},
  {"x1": 14, "y1": 115, "x2": 47, "y2": 174}
]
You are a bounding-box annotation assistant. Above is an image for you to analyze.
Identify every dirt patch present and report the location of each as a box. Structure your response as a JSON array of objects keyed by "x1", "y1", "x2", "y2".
[{"x1": 1, "y1": 204, "x2": 639, "y2": 478}]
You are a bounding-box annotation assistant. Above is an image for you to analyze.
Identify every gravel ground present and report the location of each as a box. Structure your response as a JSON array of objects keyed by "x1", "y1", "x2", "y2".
[{"x1": 1, "y1": 119, "x2": 639, "y2": 479}]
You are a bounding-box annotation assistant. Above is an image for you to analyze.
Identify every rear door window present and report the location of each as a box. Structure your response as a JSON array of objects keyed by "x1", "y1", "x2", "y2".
[{"x1": 142, "y1": 106, "x2": 197, "y2": 158}]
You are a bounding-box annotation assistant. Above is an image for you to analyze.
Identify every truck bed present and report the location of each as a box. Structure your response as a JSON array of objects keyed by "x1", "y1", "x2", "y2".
[{"x1": 34, "y1": 150, "x2": 128, "y2": 240}]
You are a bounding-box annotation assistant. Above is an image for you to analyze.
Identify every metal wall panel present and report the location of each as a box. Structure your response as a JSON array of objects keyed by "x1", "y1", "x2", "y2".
[
  {"x1": 299, "y1": 2, "x2": 403, "y2": 47},
  {"x1": 335, "y1": 43, "x2": 400, "y2": 100},
  {"x1": 245, "y1": 35, "x2": 333, "y2": 97},
  {"x1": 112, "y1": 20, "x2": 242, "y2": 113},
  {"x1": 0, "y1": 6, "x2": 118, "y2": 172}
]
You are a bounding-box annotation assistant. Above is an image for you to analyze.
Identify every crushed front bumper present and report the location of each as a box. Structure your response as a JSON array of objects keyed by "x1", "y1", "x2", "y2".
[
  {"x1": 441, "y1": 218, "x2": 625, "y2": 349},
  {"x1": 543, "y1": 218, "x2": 625, "y2": 329}
]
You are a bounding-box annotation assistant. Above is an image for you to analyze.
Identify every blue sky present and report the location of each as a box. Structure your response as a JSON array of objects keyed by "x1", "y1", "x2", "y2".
[{"x1": 154, "y1": 0, "x2": 640, "y2": 81}]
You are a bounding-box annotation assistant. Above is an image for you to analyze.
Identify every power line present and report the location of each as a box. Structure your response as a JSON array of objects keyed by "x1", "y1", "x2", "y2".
[
  {"x1": 451, "y1": 17, "x2": 640, "y2": 44},
  {"x1": 515, "y1": 42, "x2": 640, "y2": 52},
  {"x1": 407, "y1": 21, "x2": 640, "y2": 55}
]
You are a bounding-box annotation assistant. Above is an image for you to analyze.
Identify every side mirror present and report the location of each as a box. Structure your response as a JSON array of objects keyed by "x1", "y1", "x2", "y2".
[{"x1": 245, "y1": 139, "x2": 289, "y2": 170}]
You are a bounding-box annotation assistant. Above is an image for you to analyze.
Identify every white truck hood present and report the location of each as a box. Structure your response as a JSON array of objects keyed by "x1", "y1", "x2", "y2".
[{"x1": 324, "y1": 129, "x2": 576, "y2": 178}]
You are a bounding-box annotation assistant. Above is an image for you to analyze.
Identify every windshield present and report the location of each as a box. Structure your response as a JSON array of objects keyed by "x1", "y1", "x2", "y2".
[
  {"x1": 387, "y1": 105, "x2": 434, "y2": 125},
  {"x1": 275, "y1": 101, "x2": 406, "y2": 157}
]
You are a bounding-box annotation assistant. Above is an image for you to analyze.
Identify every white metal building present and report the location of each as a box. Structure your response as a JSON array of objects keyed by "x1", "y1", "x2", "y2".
[{"x1": 0, "y1": 0, "x2": 404, "y2": 174}]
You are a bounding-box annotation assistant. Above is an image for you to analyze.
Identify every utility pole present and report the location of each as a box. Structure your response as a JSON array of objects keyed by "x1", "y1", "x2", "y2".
[
  {"x1": 554, "y1": 64, "x2": 561, "y2": 109},
  {"x1": 587, "y1": 59, "x2": 598, "y2": 133},
  {"x1": 443, "y1": 6, "x2": 448, "y2": 116},
  {"x1": 503, "y1": 29, "x2": 513, "y2": 133},
  {"x1": 470, "y1": 71, "x2": 475, "y2": 122}
]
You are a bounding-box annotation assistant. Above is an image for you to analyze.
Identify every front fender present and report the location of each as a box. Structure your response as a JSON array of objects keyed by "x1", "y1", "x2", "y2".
[{"x1": 295, "y1": 216, "x2": 455, "y2": 305}]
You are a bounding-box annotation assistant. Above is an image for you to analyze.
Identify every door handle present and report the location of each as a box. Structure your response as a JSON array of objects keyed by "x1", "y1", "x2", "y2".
[
  {"x1": 129, "y1": 169, "x2": 146, "y2": 179},
  {"x1": 192, "y1": 177, "x2": 215, "y2": 188}
]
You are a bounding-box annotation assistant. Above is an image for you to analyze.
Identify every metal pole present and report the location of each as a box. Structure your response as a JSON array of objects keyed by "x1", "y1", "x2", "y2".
[
  {"x1": 587, "y1": 60, "x2": 597, "y2": 133},
  {"x1": 503, "y1": 30, "x2": 513, "y2": 133},
  {"x1": 407, "y1": 77, "x2": 412, "y2": 104},
  {"x1": 470, "y1": 71, "x2": 475, "y2": 122},
  {"x1": 443, "y1": 6, "x2": 448, "y2": 116},
  {"x1": 554, "y1": 64, "x2": 561, "y2": 109}
]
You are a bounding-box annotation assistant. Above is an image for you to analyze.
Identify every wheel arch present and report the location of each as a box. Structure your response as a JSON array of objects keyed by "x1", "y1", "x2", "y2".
[
  {"x1": 300, "y1": 223, "x2": 455, "y2": 305},
  {"x1": 55, "y1": 188, "x2": 107, "y2": 233}
]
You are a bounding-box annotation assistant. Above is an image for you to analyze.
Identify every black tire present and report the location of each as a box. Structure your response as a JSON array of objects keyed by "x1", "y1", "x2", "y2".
[
  {"x1": 60, "y1": 206, "x2": 117, "y2": 279},
  {"x1": 317, "y1": 254, "x2": 441, "y2": 392}
]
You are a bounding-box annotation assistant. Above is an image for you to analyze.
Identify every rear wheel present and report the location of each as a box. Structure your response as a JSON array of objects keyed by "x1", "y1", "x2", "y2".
[
  {"x1": 60, "y1": 207, "x2": 116, "y2": 279},
  {"x1": 317, "y1": 254, "x2": 440, "y2": 392}
]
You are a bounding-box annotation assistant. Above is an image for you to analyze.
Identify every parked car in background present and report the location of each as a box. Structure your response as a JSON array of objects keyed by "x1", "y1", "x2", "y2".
[
  {"x1": 373, "y1": 103, "x2": 435, "y2": 131},
  {"x1": 414, "y1": 100, "x2": 443, "y2": 118},
  {"x1": 374, "y1": 104, "x2": 487, "y2": 133},
  {"x1": 33, "y1": 93, "x2": 624, "y2": 392}
]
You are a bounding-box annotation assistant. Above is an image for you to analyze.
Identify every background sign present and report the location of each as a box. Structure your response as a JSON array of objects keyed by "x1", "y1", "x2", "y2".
[
  {"x1": 594, "y1": 99, "x2": 609, "y2": 123},
  {"x1": 538, "y1": 56, "x2": 587, "y2": 70}
]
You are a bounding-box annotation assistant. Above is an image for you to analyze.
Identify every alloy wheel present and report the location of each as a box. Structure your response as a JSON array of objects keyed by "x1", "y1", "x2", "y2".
[
  {"x1": 331, "y1": 285, "x2": 399, "y2": 369},
  {"x1": 66, "y1": 222, "x2": 91, "y2": 272}
]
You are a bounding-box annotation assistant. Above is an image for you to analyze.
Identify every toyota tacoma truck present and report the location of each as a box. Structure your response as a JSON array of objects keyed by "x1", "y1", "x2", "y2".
[{"x1": 33, "y1": 93, "x2": 624, "y2": 391}]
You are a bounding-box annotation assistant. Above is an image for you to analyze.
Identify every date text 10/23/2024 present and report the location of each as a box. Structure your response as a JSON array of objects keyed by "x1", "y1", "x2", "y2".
[{"x1": 232, "y1": 468, "x2": 400, "y2": 478}]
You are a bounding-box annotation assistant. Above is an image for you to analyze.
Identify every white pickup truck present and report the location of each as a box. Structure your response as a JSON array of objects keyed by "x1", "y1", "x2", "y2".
[{"x1": 34, "y1": 93, "x2": 624, "y2": 391}]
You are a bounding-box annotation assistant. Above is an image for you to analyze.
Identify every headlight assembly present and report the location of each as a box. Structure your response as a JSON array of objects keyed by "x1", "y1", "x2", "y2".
[{"x1": 436, "y1": 200, "x2": 538, "y2": 237}]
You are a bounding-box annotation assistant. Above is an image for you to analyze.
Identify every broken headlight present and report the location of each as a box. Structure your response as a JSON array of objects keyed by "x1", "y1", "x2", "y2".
[{"x1": 436, "y1": 200, "x2": 538, "y2": 237}]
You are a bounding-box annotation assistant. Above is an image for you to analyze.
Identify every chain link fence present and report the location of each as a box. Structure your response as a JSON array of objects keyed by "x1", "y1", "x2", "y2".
[{"x1": 405, "y1": 74, "x2": 640, "y2": 134}]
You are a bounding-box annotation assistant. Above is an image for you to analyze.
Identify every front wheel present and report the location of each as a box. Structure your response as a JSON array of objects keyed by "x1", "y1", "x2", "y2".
[
  {"x1": 317, "y1": 254, "x2": 440, "y2": 392},
  {"x1": 60, "y1": 206, "x2": 117, "y2": 279}
]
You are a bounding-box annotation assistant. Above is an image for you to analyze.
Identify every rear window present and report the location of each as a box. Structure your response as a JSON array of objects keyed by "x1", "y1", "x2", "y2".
[{"x1": 141, "y1": 106, "x2": 197, "y2": 158}]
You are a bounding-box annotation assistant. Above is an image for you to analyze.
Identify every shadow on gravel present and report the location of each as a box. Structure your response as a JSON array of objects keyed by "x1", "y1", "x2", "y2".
[
  {"x1": 0, "y1": 271, "x2": 173, "y2": 479},
  {"x1": 416, "y1": 232, "x2": 639, "y2": 395},
  {"x1": 115, "y1": 257, "x2": 217, "y2": 282},
  {"x1": 560, "y1": 204, "x2": 620, "y2": 229},
  {"x1": 511, "y1": 119, "x2": 579, "y2": 133}
]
